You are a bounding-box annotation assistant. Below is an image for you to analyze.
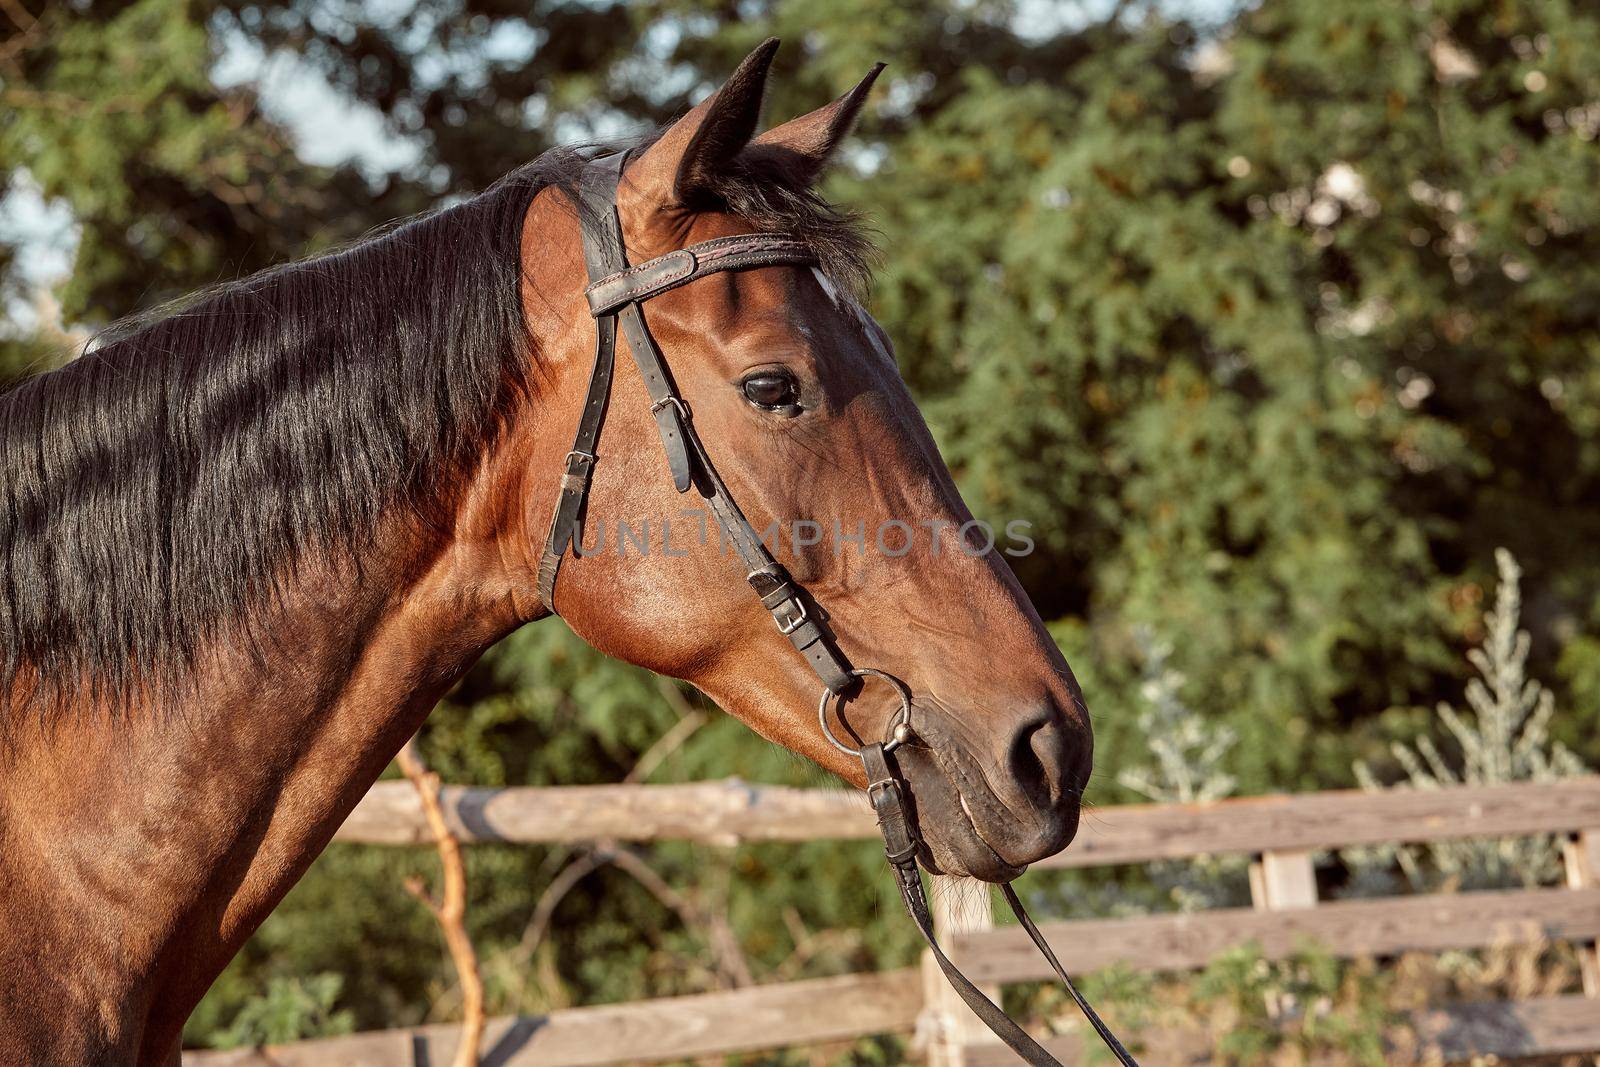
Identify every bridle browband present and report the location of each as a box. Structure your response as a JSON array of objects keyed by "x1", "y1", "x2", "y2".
[{"x1": 538, "y1": 152, "x2": 1138, "y2": 1067}]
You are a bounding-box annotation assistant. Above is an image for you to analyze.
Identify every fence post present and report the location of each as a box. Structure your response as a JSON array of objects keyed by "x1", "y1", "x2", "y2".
[
  {"x1": 919, "y1": 876, "x2": 1002, "y2": 1067},
  {"x1": 1248, "y1": 849, "x2": 1317, "y2": 1018},
  {"x1": 1249, "y1": 849, "x2": 1318, "y2": 911},
  {"x1": 1562, "y1": 829, "x2": 1600, "y2": 997}
]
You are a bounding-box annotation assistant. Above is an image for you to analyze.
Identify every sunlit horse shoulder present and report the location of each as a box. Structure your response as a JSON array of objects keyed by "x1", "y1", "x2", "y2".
[{"x1": 0, "y1": 41, "x2": 1093, "y2": 1066}]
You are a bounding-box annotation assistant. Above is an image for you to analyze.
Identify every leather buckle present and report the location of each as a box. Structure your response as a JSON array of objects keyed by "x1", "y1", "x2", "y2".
[
  {"x1": 867, "y1": 777, "x2": 900, "y2": 804},
  {"x1": 774, "y1": 597, "x2": 809, "y2": 635},
  {"x1": 748, "y1": 566, "x2": 808, "y2": 635},
  {"x1": 561, "y1": 449, "x2": 596, "y2": 492},
  {"x1": 650, "y1": 395, "x2": 690, "y2": 421}
]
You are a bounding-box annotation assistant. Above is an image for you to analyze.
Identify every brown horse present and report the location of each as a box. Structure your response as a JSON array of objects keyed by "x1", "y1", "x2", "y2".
[{"x1": 0, "y1": 42, "x2": 1091, "y2": 1066}]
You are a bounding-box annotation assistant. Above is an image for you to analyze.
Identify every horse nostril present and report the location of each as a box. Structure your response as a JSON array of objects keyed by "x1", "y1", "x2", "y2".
[{"x1": 1005, "y1": 703, "x2": 1079, "y2": 809}]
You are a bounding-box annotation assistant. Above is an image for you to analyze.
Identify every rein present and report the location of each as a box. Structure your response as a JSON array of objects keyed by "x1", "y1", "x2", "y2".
[{"x1": 539, "y1": 152, "x2": 1139, "y2": 1067}]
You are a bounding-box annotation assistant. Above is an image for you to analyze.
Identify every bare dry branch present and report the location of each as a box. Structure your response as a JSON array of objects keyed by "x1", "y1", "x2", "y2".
[
  {"x1": 625, "y1": 705, "x2": 707, "y2": 784},
  {"x1": 507, "y1": 705, "x2": 726, "y2": 1004},
  {"x1": 608, "y1": 847, "x2": 753, "y2": 988},
  {"x1": 513, "y1": 850, "x2": 608, "y2": 968},
  {"x1": 397, "y1": 739, "x2": 484, "y2": 1067},
  {"x1": 773, "y1": 906, "x2": 863, "y2": 981}
]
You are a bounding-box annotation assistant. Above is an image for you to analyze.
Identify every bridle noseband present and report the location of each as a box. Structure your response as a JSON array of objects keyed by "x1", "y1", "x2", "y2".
[{"x1": 539, "y1": 152, "x2": 1138, "y2": 1067}]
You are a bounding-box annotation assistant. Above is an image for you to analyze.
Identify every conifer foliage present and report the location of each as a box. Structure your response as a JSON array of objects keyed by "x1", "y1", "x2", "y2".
[{"x1": 1354, "y1": 550, "x2": 1585, "y2": 890}]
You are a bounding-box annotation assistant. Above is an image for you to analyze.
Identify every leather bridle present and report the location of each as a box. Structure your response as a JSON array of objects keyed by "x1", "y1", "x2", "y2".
[{"x1": 538, "y1": 152, "x2": 1139, "y2": 1067}]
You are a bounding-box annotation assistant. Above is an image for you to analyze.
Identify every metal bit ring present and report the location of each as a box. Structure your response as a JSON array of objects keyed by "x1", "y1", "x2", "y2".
[{"x1": 818, "y1": 668, "x2": 914, "y2": 758}]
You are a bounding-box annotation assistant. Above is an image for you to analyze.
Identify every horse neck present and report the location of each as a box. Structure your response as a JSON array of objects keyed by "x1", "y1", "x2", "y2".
[{"x1": 0, "y1": 446, "x2": 538, "y2": 1062}]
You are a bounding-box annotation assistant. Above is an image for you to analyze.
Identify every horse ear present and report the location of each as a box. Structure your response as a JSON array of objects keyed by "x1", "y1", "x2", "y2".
[
  {"x1": 624, "y1": 38, "x2": 780, "y2": 211},
  {"x1": 746, "y1": 63, "x2": 884, "y2": 186}
]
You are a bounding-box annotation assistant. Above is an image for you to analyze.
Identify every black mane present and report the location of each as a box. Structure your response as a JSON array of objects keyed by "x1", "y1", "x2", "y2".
[
  {"x1": 0, "y1": 152, "x2": 566, "y2": 714},
  {"x1": 0, "y1": 139, "x2": 873, "y2": 718}
]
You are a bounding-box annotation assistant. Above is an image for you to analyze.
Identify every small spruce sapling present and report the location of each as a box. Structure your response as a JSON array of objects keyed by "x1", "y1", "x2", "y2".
[{"x1": 1352, "y1": 549, "x2": 1586, "y2": 890}]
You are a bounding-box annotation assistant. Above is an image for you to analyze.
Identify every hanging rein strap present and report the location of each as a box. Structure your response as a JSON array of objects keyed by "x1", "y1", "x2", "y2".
[
  {"x1": 538, "y1": 152, "x2": 1139, "y2": 1066},
  {"x1": 863, "y1": 743, "x2": 1139, "y2": 1067}
]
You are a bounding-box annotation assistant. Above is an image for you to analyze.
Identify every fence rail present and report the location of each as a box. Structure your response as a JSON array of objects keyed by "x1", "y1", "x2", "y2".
[
  {"x1": 189, "y1": 776, "x2": 1600, "y2": 1067},
  {"x1": 957, "y1": 886, "x2": 1600, "y2": 982},
  {"x1": 334, "y1": 778, "x2": 875, "y2": 846},
  {"x1": 958, "y1": 996, "x2": 1600, "y2": 1067},
  {"x1": 336, "y1": 776, "x2": 1600, "y2": 856},
  {"x1": 186, "y1": 993, "x2": 1600, "y2": 1067},
  {"x1": 188, "y1": 970, "x2": 922, "y2": 1067}
]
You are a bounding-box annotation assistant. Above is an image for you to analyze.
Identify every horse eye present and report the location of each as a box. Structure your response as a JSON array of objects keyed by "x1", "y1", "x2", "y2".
[{"x1": 740, "y1": 372, "x2": 800, "y2": 410}]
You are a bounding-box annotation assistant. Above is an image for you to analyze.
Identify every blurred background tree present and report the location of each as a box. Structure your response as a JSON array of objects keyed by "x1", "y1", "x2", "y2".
[{"x1": 3, "y1": 0, "x2": 1597, "y2": 1049}]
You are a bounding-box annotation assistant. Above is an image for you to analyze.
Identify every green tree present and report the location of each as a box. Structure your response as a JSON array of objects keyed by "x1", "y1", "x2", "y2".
[{"x1": 851, "y1": 0, "x2": 1600, "y2": 788}]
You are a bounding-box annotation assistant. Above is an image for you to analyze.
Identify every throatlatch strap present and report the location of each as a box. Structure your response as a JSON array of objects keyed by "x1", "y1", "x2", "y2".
[{"x1": 537, "y1": 155, "x2": 628, "y2": 610}]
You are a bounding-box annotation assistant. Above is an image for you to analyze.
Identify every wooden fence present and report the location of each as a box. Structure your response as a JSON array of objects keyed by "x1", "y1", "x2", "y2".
[{"x1": 186, "y1": 777, "x2": 1600, "y2": 1067}]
